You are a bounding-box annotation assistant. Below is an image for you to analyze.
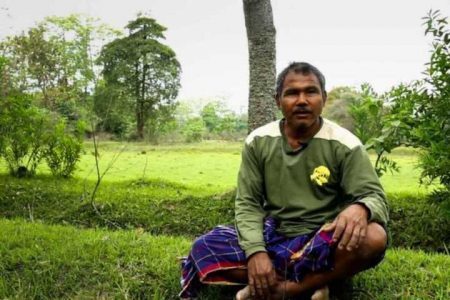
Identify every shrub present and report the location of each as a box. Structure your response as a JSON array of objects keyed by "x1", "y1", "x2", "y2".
[
  {"x1": 0, "y1": 93, "x2": 49, "y2": 176},
  {"x1": 44, "y1": 119, "x2": 85, "y2": 177},
  {"x1": 183, "y1": 117, "x2": 205, "y2": 143},
  {"x1": 386, "y1": 11, "x2": 450, "y2": 191},
  {"x1": 387, "y1": 192, "x2": 450, "y2": 252}
]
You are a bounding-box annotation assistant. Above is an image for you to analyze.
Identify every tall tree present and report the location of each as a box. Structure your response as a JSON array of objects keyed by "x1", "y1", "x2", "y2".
[
  {"x1": 243, "y1": 0, "x2": 277, "y2": 132},
  {"x1": 98, "y1": 16, "x2": 181, "y2": 139},
  {"x1": 0, "y1": 14, "x2": 118, "y2": 113}
]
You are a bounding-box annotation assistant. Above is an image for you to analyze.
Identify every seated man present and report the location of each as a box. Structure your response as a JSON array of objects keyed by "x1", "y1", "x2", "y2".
[{"x1": 180, "y1": 62, "x2": 388, "y2": 300}]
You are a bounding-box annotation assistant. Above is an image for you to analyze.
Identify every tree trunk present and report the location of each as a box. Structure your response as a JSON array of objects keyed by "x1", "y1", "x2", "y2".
[
  {"x1": 243, "y1": 0, "x2": 277, "y2": 132},
  {"x1": 135, "y1": 63, "x2": 145, "y2": 139}
]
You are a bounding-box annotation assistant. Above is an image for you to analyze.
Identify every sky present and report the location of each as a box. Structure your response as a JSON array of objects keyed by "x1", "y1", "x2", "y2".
[{"x1": 1, "y1": 0, "x2": 449, "y2": 112}]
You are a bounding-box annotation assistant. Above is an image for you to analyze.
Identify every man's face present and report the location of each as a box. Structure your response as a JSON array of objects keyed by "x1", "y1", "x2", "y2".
[{"x1": 276, "y1": 71, "x2": 326, "y2": 131}]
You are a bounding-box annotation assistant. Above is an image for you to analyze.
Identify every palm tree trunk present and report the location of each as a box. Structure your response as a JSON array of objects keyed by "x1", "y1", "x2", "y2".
[{"x1": 243, "y1": 0, "x2": 277, "y2": 132}]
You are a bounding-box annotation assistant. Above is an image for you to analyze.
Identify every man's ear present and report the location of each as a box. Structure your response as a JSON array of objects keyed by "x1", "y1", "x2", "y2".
[
  {"x1": 275, "y1": 95, "x2": 281, "y2": 109},
  {"x1": 322, "y1": 91, "x2": 328, "y2": 105}
]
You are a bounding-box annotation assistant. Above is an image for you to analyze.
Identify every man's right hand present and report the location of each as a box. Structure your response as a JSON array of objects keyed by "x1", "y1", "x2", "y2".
[{"x1": 247, "y1": 252, "x2": 277, "y2": 299}]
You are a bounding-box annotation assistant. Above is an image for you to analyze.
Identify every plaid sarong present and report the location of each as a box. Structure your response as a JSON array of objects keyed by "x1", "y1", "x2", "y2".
[{"x1": 180, "y1": 218, "x2": 335, "y2": 298}]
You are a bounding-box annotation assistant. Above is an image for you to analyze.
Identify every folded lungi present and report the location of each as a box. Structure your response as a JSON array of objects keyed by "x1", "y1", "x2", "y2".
[{"x1": 180, "y1": 218, "x2": 335, "y2": 298}]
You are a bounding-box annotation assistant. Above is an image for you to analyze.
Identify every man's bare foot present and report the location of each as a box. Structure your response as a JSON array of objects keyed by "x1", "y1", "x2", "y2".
[
  {"x1": 311, "y1": 285, "x2": 329, "y2": 300},
  {"x1": 235, "y1": 285, "x2": 251, "y2": 300}
]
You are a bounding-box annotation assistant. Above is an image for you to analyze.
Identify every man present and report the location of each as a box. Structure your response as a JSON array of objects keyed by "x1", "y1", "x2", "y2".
[{"x1": 180, "y1": 62, "x2": 388, "y2": 300}]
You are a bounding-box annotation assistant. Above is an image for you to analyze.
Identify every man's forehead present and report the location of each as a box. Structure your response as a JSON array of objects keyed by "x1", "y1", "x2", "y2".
[{"x1": 282, "y1": 71, "x2": 321, "y2": 88}]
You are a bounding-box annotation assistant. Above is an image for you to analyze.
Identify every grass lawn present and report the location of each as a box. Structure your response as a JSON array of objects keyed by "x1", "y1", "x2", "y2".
[
  {"x1": 0, "y1": 219, "x2": 448, "y2": 299},
  {"x1": 0, "y1": 141, "x2": 448, "y2": 299},
  {"x1": 76, "y1": 140, "x2": 242, "y2": 195},
  {"x1": 0, "y1": 141, "x2": 436, "y2": 197}
]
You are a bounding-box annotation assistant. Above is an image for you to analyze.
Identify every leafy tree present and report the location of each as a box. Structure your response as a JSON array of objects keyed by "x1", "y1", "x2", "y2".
[
  {"x1": 0, "y1": 15, "x2": 118, "y2": 120},
  {"x1": 1, "y1": 25, "x2": 62, "y2": 107},
  {"x1": 387, "y1": 10, "x2": 449, "y2": 190},
  {"x1": 98, "y1": 16, "x2": 181, "y2": 139},
  {"x1": 201, "y1": 101, "x2": 221, "y2": 133},
  {"x1": 243, "y1": 0, "x2": 277, "y2": 131},
  {"x1": 348, "y1": 84, "x2": 406, "y2": 177},
  {"x1": 93, "y1": 80, "x2": 133, "y2": 136}
]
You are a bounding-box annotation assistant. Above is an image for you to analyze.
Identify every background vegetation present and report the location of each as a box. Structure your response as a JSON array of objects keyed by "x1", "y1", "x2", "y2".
[{"x1": 0, "y1": 8, "x2": 448, "y2": 300}]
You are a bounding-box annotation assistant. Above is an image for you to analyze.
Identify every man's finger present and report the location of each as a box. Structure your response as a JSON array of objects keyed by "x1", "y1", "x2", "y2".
[
  {"x1": 322, "y1": 221, "x2": 336, "y2": 232},
  {"x1": 254, "y1": 277, "x2": 264, "y2": 298},
  {"x1": 267, "y1": 269, "x2": 277, "y2": 289},
  {"x1": 346, "y1": 225, "x2": 361, "y2": 251},
  {"x1": 248, "y1": 276, "x2": 256, "y2": 297},
  {"x1": 259, "y1": 276, "x2": 271, "y2": 298},
  {"x1": 332, "y1": 217, "x2": 346, "y2": 243},
  {"x1": 357, "y1": 225, "x2": 367, "y2": 248},
  {"x1": 338, "y1": 221, "x2": 354, "y2": 250}
]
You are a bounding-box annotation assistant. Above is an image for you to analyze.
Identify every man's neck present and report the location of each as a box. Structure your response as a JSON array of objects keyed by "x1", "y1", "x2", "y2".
[{"x1": 283, "y1": 117, "x2": 322, "y2": 145}]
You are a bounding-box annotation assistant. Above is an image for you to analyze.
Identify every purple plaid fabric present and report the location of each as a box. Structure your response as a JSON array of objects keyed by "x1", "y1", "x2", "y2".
[{"x1": 180, "y1": 218, "x2": 335, "y2": 298}]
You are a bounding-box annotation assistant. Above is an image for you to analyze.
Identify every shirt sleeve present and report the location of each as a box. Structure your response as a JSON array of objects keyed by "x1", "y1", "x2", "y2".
[
  {"x1": 340, "y1": 145, "x2": 389, "y2": 226},
  {"x1": 235, "y1": 140, "x2": 268, "y2": 258}
]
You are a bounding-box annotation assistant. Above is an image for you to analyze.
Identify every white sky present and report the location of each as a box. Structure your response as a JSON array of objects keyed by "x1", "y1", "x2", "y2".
[{"x1": 1, "y1": 0, "x2": 449, "y2": 112}]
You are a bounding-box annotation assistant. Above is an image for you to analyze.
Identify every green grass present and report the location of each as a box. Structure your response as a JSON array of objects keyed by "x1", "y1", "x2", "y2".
[
  {"x1": 0, "y1": 219, "x2": 191, "y2": 299},
  {"x1": 0, "y1": 141, "x2": 448, "y2": 299},
  {"x1": 0, "y1": 219, "x2": 448, "y2": 299},
  {"x1": 0, "y1": 142, "x2": 448, "y2": 249},
  {"x1": 0, "y1": 141, "x2": 437, "y2": 196},
  {"x1": 354, "y1": 248, "x2": 450, "y2": 299},
  {"x1": 0, "y1": 174, "x2": 235, "y2": 235},
  {"x1": 74, "y1": 140, "x2": 242, "y2": 196}
]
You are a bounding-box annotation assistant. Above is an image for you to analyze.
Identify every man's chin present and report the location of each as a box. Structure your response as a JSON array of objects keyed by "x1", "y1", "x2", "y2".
[
  {"x1": 290, "y1": 120, "x2": 312, "y2": 131},
  {"x1": 286, "y1": 118, "x2": 319, "y2": 133}
]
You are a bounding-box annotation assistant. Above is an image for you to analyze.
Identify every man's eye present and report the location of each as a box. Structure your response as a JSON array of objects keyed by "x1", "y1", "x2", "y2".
[
  {"x1": 307, "y1": 89, "x2": 319, "y2": 94},
  {"x1": 284, "y1": 90, "x2": 297, "y2": 96}
]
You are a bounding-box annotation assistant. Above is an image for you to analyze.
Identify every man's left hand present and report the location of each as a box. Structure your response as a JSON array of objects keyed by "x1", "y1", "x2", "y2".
[{"x1": 325, "y1": 204, "x2": 369, "y2": 251}]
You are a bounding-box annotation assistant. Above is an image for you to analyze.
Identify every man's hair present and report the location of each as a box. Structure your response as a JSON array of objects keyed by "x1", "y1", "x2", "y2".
[{"x1": 275, "y1": 62, "x2": 327, "y2": 99}]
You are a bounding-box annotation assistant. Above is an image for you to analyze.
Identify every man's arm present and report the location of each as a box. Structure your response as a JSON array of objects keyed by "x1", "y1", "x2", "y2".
[
  {"x1": 332, "y1": 145, "x2": 389, "y2": 250},
  {"x1": 235, "y1": 141, "x2": 267, "y2": 258},
  {"x1": 235, "y1": 141, "x2": 277, "y2": 298},
  {"x1": 340, "y1": 145, "x2": 389, "y2": 225}
]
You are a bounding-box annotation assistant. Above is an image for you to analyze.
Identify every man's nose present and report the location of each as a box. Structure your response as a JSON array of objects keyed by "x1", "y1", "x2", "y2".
[{"x1": 296, "y1": 92, "x2": 308, "y2": 105}]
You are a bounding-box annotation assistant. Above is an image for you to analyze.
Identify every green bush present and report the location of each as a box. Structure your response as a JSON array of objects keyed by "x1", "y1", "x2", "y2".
[
  {"x1": 0, "y1": 93, "x2": 85, "y2": 178},
  {"x1": 183, "y1": 117, "x2": 205, "y2": 143},
  {"x1": 386, "y1": 11, "x2": 450, "y2": 191},
  {"x1": 44, "y1": 119, "x2": 85, "y2": 177},
  {"x1": 0, "y1": 93, "x2": 49, "y2": 176},
  {"x1": 387, "y1": 192, "x2": 450, "y2": 252}
]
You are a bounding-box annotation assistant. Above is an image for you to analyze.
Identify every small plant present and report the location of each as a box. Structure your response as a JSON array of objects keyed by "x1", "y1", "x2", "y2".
[
  {"x1": 44, "y1": 119, "x2": 85, "y2": 177},
  {"x1": 0, "y1": 93, "x2": 49, "y2": 176}
]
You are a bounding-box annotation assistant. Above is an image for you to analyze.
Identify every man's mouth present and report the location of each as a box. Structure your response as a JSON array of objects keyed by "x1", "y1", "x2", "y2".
[{"x1": 293, "y1": 110, "x2": 312, "y2": 116}]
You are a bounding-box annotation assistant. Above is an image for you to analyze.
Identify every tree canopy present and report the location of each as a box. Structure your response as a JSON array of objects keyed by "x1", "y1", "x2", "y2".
[{"x1": 98, "y1": 16, "x2": 181, "y2": 139}]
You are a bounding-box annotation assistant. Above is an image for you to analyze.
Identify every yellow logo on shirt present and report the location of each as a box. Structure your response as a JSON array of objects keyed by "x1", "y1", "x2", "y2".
[{"x1": 310, "y1": 166, "x2": 330, "y2": 186}]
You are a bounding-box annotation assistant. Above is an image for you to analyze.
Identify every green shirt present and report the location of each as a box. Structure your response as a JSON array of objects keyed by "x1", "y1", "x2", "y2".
[{"x1": 235, "y1": 118, "x2": 389, "y2": 258}]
